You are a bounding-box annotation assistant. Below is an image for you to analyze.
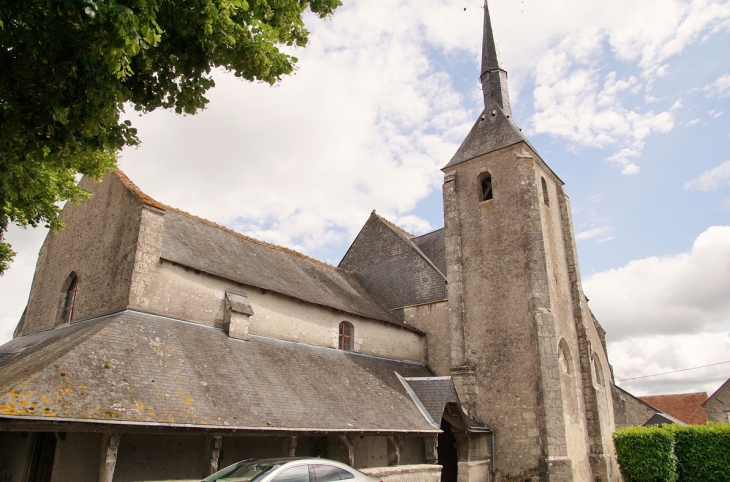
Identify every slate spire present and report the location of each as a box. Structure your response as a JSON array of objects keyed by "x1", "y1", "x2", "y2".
[{"x1": 480, "y1": 0, "x2": 511, "y2": 116}]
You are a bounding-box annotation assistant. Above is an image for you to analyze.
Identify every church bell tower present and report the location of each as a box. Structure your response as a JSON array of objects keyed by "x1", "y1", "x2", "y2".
[{"x1": 441, "y1": 2, "x2": 618, "y2": 481}]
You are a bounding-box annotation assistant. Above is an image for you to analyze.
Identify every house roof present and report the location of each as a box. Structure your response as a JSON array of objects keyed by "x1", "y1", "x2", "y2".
[
  {"x1": 0, "y1": 310, "x2": 437, "y2": 433},
  {"x1": 114, "y1": 171, "x2": 405, "y2": 328},
  {"x1": 639, "y1": 392, "x2": 708, "y2": 425},
  {"x1": 644, "y1": 412, "x2": 687, "y2": 426}
]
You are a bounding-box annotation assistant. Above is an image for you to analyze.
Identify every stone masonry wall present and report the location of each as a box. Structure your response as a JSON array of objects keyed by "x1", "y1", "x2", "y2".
[
  {"x1": 128, "y1": 210, "x2": 426, "y2": 363},
  {"x1": 404, "y1": 301, "x2": 450, "y2": 376},
  {"x1": 612, "y1": 385, "x2": 658, "y2": 428},
  {"x1": 18, "y1": 173, "x2": 142, "y2": 335},
  {"x1": 557, "y1": 185, "x2": 620, "y2": 480}
]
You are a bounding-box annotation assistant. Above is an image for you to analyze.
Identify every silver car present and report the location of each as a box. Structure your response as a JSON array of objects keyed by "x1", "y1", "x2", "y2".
[{"x1": 202, "y1": 457, "x2": 382, "y2": 482}]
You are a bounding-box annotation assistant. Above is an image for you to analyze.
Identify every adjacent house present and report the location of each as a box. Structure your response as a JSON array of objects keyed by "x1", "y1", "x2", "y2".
[
  {"x1": 639, "y1": 392, "x2": 709, "y2": 426},
  {"x1": 703, "y1": 377, "x2": 730, "y2": 423}
]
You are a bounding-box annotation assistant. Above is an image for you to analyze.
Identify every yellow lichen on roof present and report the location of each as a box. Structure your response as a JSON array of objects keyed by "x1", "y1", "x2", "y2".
[{"x1": 113, "y1": 170, "x2": 354, "y2": 275}]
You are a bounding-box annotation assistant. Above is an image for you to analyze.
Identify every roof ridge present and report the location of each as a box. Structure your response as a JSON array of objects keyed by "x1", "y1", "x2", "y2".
[
  {"x1": 112, "y1": 170, "x2": 353, "y2": 275},
  {"x1": 371, "y1": 211, "x2": 415, "y2": 239},
  {"x1": 370, "y1": 211, "x2": 446, "y2": 281},
  {"x1": 641, "y1": 392, "x2": 708, "y2": 398}
]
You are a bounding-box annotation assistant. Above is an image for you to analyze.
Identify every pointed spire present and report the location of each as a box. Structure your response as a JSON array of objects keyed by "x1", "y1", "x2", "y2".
[{"x1": 480, "y1": 1, "x2": 511, "y2": 116}]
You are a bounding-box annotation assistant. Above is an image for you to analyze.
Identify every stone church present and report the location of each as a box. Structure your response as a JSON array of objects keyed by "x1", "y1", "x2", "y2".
[{"x1": 0, "y1": 3, "x2": 621, "y2": 482}]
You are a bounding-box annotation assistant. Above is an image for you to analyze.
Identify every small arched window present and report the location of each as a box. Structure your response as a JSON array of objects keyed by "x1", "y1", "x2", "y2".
[
  {"x1": 541, "y1": 177, "x2": 550, "y2": 206},
  {"x1": 593, "y1": 354, "x2": 605, "y2": 386},
  {"x1": 558, "y1": 338, "x2": 574, "y2": 375},
  {"x1": 58, "y1": 273, "x2": 79, "y2": 325},
  {"x1": 338, "y1": 321, "x2": 353, "y2": 351},
  {"x1": 478, "y1": 171, "x2": 493, "y2": 202}
]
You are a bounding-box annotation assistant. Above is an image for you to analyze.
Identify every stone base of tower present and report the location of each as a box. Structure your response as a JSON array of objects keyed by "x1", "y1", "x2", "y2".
[
  {"x1": 589, "y1": 453, "x2": 614, "y2": 482},
  {"x1": 540, "y1": 456, "x2": 574, "y2": 482},
  {"x1": 457, "y1": 460, "x2": 492, "y2": 482}
]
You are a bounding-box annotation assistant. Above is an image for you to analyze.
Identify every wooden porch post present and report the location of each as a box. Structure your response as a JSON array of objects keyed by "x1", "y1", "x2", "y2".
[
  {"x1": 338, "y1": 435, "x2": 355, "y2": 467},
  {"x1": 204, "y1": 435, "x2": 223, "y2": 477},
  {"x1": 386, "y1": 435, "x2": 401, "y2": 466},
  {"x1": 98, "y1": 433, "x2": 121, "y2": 482}
]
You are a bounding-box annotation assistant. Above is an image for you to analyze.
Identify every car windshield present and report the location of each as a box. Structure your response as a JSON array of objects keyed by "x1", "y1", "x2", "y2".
[{"x1": 202, "y1": 460, "x2": 281, "y2": 482}]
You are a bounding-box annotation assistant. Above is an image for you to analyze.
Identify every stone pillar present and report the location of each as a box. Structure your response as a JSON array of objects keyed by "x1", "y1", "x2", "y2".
[
  {"x1": 98, "y1": 433, "x2": 121, "y2": 482},
  {"x1": 516, "y1": 149, "x2": 573, "y2": 482}
]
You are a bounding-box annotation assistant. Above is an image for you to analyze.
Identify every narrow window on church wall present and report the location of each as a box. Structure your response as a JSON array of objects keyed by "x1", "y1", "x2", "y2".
[
  {"x1": 593, "y1": 353, "x2": 605, "y2": 386},
  {"x1": 478, "y1": 172, "x2": 493, "y2": 202},
  {"x1": 558, "y1": 338, "x2": 574, "y2": 375},
  {"x1": 541, "y1": 177, "x2": 550, "y2": 206},
  {"x1": 58, "y1": 273, "x2": 79, "y2": 325},
  {"x1": 339, "y1": 321, "x2": 353, "y2": 351}
]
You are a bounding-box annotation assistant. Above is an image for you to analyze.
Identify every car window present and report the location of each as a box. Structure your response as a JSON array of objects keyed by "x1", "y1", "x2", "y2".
[
  {"x1": 338, "y1": 469, "x2": 354, "y2": 480},
  {"x1": 203, "y1": 461, "x2": 281, "y2": 482},
  {"x1": 311, "y1": 464, "x2": 341, "y2": 482},
  {"x1": 271, "y1": 465, "x2": 310, "y2": 482}
]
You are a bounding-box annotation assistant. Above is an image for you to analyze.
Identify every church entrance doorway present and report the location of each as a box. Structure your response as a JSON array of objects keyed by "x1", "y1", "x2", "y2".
[{"x1": 438, "y1": 418, "x2": 458, "y2": 482}]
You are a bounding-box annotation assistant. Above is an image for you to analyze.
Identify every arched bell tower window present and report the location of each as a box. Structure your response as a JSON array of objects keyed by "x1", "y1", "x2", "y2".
[
  {"x1": 338, "y1": 321, "x2": 353, "y2": 351},
  {"x1": 541, "y1": 177, "x2": 550, "y2": 206},
  {"x1": 478, "y1": 171, "x2": 493, "y2": 202},
  {"x1": 58, "y1": 273, "x2": 79, "y2": 325}
]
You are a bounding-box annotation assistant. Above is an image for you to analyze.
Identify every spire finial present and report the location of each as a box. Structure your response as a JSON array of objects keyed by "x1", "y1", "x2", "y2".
[{"x1": 480, "y1": 1, "x2": 511, "y2": 116}]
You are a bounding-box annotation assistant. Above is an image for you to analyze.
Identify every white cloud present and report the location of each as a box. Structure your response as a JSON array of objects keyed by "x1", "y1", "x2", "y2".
[
  {"x1": 516, "y1": 0, "x2": 730, "y2": 173},
  {"x1": 709, "y1": 109, "x2": 725, "y2": 118},
  {"x1": 120, "y1": 0, "x2": 472, "y2": 256},
  {"x1": 531, "y1": 68, "x2": 674, "y2": 175},
  {"x1": 704, "y1": 73, "x2": 730, "y2": 98},
  {"x1": 685, "y1": 160, "x2": 730, "y2": 191},
  {"x1": 0, "y1": 225, "x2": 48, "y2": 344},
  {"x1": 587, "y1": 226, "x2": 730, "y2": 394},
  {"x1": 584, "y1": 226, "x2": 730, "y2": 342},
  {"x1": 611, "y1": 332, "x2": 730, "y2": 396},
  {"x1": 576, "y1": 226, "x2": 609, "y2": 241},
  {"x1": 687, "y1": 118, "x2": 701, "y2": 126}
]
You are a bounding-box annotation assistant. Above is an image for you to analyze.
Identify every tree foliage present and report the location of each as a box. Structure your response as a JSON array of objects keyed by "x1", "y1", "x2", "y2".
[{"x1": 0, "y1": 0, "x2": 340, "y2": 274}]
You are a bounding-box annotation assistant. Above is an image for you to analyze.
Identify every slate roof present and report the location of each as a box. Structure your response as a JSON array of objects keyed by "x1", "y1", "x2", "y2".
[
  {"x1": 403, "y1": 376, "x2": 488, "y2": 433},
  {"x1": 113, "y1": 171, "x2": 402, "y2": 327},
  {"x1": 411, "y1": 229, "x2": 446, "y2": 276},
  {"x1": 443, "y1": 103, "x2": 531, "y2": 169},
  {"x1": 644, "y1": 412, "x2": 687, "y2": 426},
  {"x1": 0, "y1": 311, "x2": 437, "y2": 433},
  {"x1": 639, "y1": 392, "x2": 708, "y2": 425}
]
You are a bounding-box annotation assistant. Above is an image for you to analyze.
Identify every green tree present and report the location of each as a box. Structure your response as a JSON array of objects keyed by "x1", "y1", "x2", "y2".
[{"x1": 0, "y1": 0, "x2": 340, "y2": 274}]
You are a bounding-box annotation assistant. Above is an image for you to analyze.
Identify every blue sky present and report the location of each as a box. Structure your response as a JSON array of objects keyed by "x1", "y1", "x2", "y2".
[{"x1": 1, "y1": 0, "x2": 729, "y2": 398}]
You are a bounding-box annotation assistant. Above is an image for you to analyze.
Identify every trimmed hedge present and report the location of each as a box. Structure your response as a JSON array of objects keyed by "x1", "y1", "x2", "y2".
[
  {"x1": 667, "y1": 423, "x2": 730, "y2": 482},
  {"x1": 613, "y1": 423, "x2": 730, "y2": 482},
  {"x1": 613, "y1": 426, "x2": 677, "y2": 482}
]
